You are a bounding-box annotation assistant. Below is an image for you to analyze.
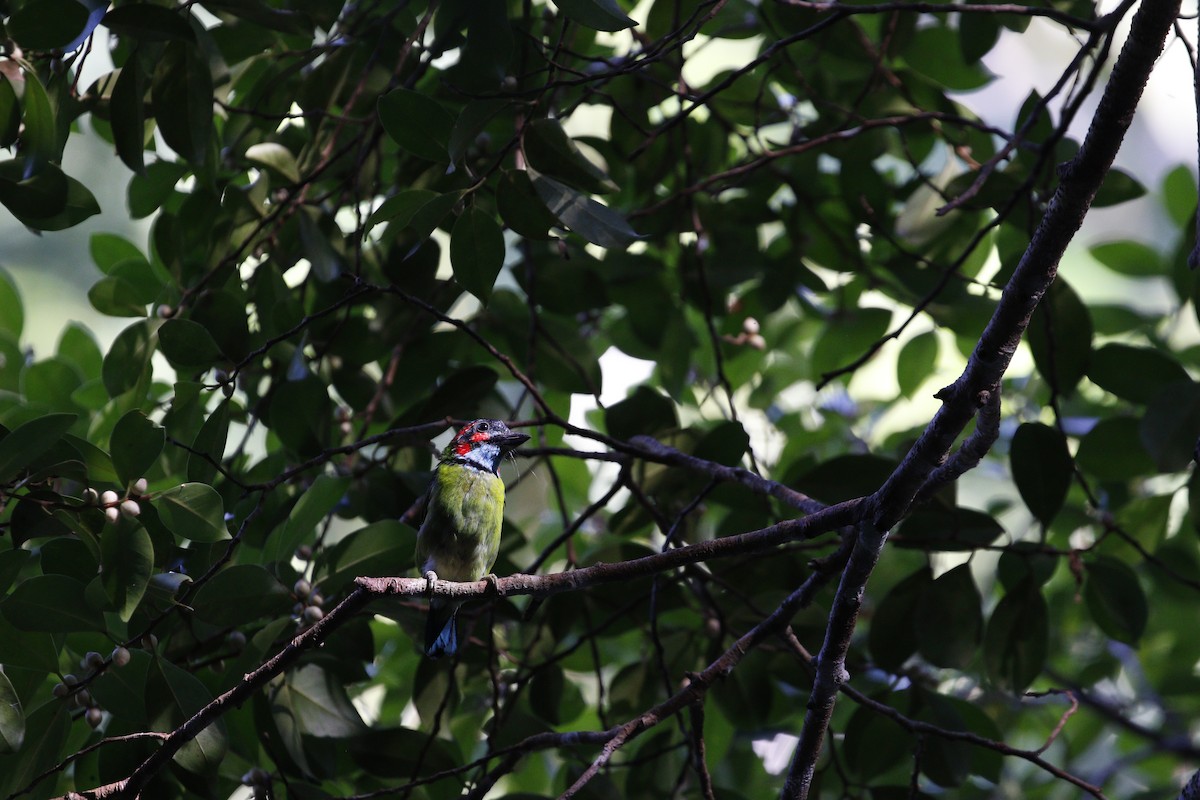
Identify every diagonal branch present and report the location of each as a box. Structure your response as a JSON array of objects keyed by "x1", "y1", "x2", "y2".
[
  {"x1": 52, "y1": 497, "x2": 859, "y2": 800},
  {"x1": 781, "y1": 0, "x2": 1186, "y2": 795}
]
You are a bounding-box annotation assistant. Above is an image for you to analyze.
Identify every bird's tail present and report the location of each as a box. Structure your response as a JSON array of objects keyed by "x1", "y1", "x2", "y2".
[{"x1": 425, "y1": 598, "x2": 459, "y2": 658}]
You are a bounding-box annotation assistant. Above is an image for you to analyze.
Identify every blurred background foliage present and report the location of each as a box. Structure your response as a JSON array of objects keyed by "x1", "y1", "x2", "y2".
[{"x1": 0, "y1": 0, "x2": 1199, "y2": 797}]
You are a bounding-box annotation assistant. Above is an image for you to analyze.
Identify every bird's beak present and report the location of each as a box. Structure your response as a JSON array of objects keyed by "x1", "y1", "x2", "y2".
[{"x1": 497, "y1": 431, "x2": 530, "y2": 451}]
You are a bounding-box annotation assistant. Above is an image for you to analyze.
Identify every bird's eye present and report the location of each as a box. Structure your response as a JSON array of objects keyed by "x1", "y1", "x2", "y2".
[{"x1": 478, "y1": 421, "x2": 489, "y2": 431}]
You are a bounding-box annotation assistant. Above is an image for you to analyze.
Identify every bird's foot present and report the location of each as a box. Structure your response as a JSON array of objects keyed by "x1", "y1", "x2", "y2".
[
  {"x1": 483, "y1": 573, "x2": 500, "y2": 596},
  {"x1": 424, "y1": 571, "x2": 439, "y2": 596}
]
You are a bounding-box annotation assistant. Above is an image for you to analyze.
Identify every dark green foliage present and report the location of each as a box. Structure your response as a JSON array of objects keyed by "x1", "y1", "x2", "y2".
[{"x1": 0, "y1": 0, "x2": 1192, "y2": 798}]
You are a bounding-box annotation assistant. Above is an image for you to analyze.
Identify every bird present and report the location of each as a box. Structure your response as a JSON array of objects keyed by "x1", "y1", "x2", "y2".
[{"x1": 414, "y1": 419, "x2": 529, "y2": 658}]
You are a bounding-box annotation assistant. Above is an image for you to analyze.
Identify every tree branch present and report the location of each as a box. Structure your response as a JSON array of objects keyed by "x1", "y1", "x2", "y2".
[{"x1": 780, "y1": 0, "x2": 1186, "y2": 794}]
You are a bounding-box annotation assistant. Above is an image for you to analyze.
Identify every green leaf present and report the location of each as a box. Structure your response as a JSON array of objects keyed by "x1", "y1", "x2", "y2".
[
  {"x1": 794, "y1": 454, "x2": 898, "y2": 505},
  {"x1": 692, "y1": 421, "x2": 749, "y2": 467},
  {"x1": 0, "y1": 413, "x2": 77, "y2": 483},
  {"x1": 812, "y1": 307, "x2": 892, "y2": 380},
  {"x1": 550, "y1": 0, "x2": 638, "y2": 31},
  {"x1": 1084, "y1": 556, "x2": 1147, "y2": 645},
  {"x1": 16, "y1": 69, "x2": 57, "y2": 176},
  {"x1": 1093, "y1": 168, "x2": 1146, "y2": 207},
  {"x1": 318, "y1": 520, "x2": 416, "y2": 593},
  {"x1": 271, "y1": 664, "x2": 365, "y2": 738},
  {"x1": 110, "y1": 410, "x2": 165, "y2": 486},
  {"x1": 296, "y1": 208, "x2": 343, "y2": 281},
  {"x1": 365, "y1": 189, "x2": 439, "y2": 237},
  {"x1": 606, "y1": 386, "x2": 676, "y2": 440},
  {"x1": 21, "y1": 357, "x2": 83, "y2": 412},
  {"x1": 959, "y1": 11, "x2": 1001, "y2": 63},
  {"x1": 90, "y1": 232, "x2": 145, "y2": 274},
  {"x1": 0, "y1": 75, "x2": 19, "y2": 148},
  {"x1": 448, "y1": 99, "x2": 509, "y2": 164},
  {"x1": 101, "y1": 521, "x2": 154, "y2": 621},
  {"x1": 524, "y1": 118, "x2": 616, "y2": 195},
  {"x1": 0, "y1": 613, "x2": 59, "y2": 672},
  {"x1": 128, "y1": 159, "x2": 186, "y2": 218},
  {"x1": 245, "y1": 142, "x2": 300, "y2": 184},
  {"x1": 983, "y1": 579, "x2": 1048, "y2": 692},
  {"x1": 378, "y1": 89, "x2": 455, "y2": 162},
  {"x1": 450, "y1": 207, "x2": 505, "y2": 303},
  {"x1": 104, "y1": 3, "x2": 197, "y2": 42},
  {"x1": 188, "y1": 399, "x2": 230, "y2": 484},
  {"x1": 147, "y1": 656, "x2": 227, "y2": 775},
  {"x1": 190, "y1": 564, "x2": 292, "y2": 626},
  {"x1": 0, "y1": 702, "x2": 69, "y2": 800},
  {"x1": 1, "y1": 575, "x2": 106, "y2": 632},
  {"x1": 0, "y1": 669, "x2": 23, "y2": 754},
  {"x1": 151, "y1": 40, "x2": 213, "y2": 165},
  {"x1": 843, "y1": 702, "x2": 910, "y2": 780},
  {"x1": 15, "y1": 168, "x2": 99, "y2": 230},
  {"x1": 1075, "y1": 417, "x2": 1156, "y2": 482},
  {"x1": 531, "y1": 170, "x2": 643, "y2": 249},
  {"x1": 1163, "y1": 164, "x2": 1197, "y2": 227},
  {"x1": 497, "y1": 169, "x2": 557, "y2": 239},
  {"x1": 102, "y1": 320, "x2": 156, "y2": 397},
  {"x1": 1026, "y1": 278, "x2": 1091, "y2": 396},
  {"x1": 111, "y1": 60, "x2": 148, "y2": 174},
  {"x1": 917, "y1": 694, "x2": 980, "y2": 787},
  {"x1": 916, "y1": 564, "x2": 982, "y2": 669},
  {"x1": 91, "y1": 647, "x2": 151, "y2": 724},
  {"x1": 530, "y1": 663, "x2": 585, "y2": 726},
  {"x1": 996, "y1": 544, "x2": 1058, "y2": 591},
  {"x1": 1139, "y1": 379, "x2": 1200, "y2": 472},
  {"x1": 157, "y1": 482, "x2": 229, "y2": 542},
  {"x1": 1010, "y1": 422, "x2": 1072, "y2": 527},
  {"x1": 267, "y1": 474, "x2": 351, "y2": 565},
  {"x1": 347, "y1": 727, "x2": 458, "y2": 780},
  {"x1": 88, "y1": 275, "x2": 148, "y2": 317},
  {"x1": 1089, "y1": 239, "x2": 1162, "y2": 277},
  {"x1": 896, "y1": 330, "x2": 939, "y2": 398},
  {"x1": 898, "y1": 505, "x2": 1005, "y2": 551},
  {"x1": 7, "y1": 0, "x2": 91, "y2": 50},
  {"x1": 904, "y1": 26, "x2": 991, "y2": 90},
  {"x1": 0, "y1": 268, "x2": 21, "y2": 342},
  {"x1": 1087, "y1": 343, "x2": 1190, "y2": 404},
  {"x1": 0, "y1": 157, "x2": 66, "y2": 220},
  {"x1": 158, "y1": 318, "x2": 224, "y2": 369},
  {"x1": 869, "y1": 568, "x2": 928, "y2": 671},
  {"x1": 120, "y1": 237, "x2": 172, "y2": 286},
  {"x1": 64, "y1": 433, "x2": 118, "y2": 483}
]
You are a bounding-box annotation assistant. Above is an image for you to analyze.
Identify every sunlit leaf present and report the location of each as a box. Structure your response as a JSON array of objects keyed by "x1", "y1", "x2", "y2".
[{"x1": 157, "y1": 483, "x2": 229, "y2": 542}]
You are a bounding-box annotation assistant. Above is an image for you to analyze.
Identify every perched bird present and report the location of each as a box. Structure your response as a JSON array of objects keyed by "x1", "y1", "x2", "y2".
[{"x1": 414, "y1": 419, "x2": 529, "y2": 658}]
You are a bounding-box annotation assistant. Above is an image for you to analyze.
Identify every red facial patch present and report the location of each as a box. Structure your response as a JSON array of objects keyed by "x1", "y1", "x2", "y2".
[{"x1": 453, "y1": 423, "x2": 486, "y2": 455}]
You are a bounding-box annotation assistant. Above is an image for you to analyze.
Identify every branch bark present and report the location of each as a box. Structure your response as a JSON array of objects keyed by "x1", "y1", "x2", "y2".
[
  {"x1": 781, "y1": 0, "x2": 1186, "y2": 795},
  {"x1": 53, "y1": 498, "x2": 859, "y2": 800}
]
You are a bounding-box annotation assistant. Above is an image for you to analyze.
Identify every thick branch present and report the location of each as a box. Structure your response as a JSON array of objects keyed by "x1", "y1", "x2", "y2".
[
  {"x1": 56, "y1": 587, "x2": 376, "y2": 800},
  {"x1": 782, "y1": 0, "x2": 1185, "y2": 795},
  {"x1": 628, "y1": 435, "x2": 825, "y2": 513},
  {"x1": 558, "y1": 536, "x2": 855, "y2": 799},
  {"x1": 57, "y1": 498, "x2": 859, "y2": 800},
  {"x1": 782, "y1": 522, "x2": 887, "y2": 797},
  {"x1": 359, "y1": 498, "x2": 858, "y2": 601}
]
